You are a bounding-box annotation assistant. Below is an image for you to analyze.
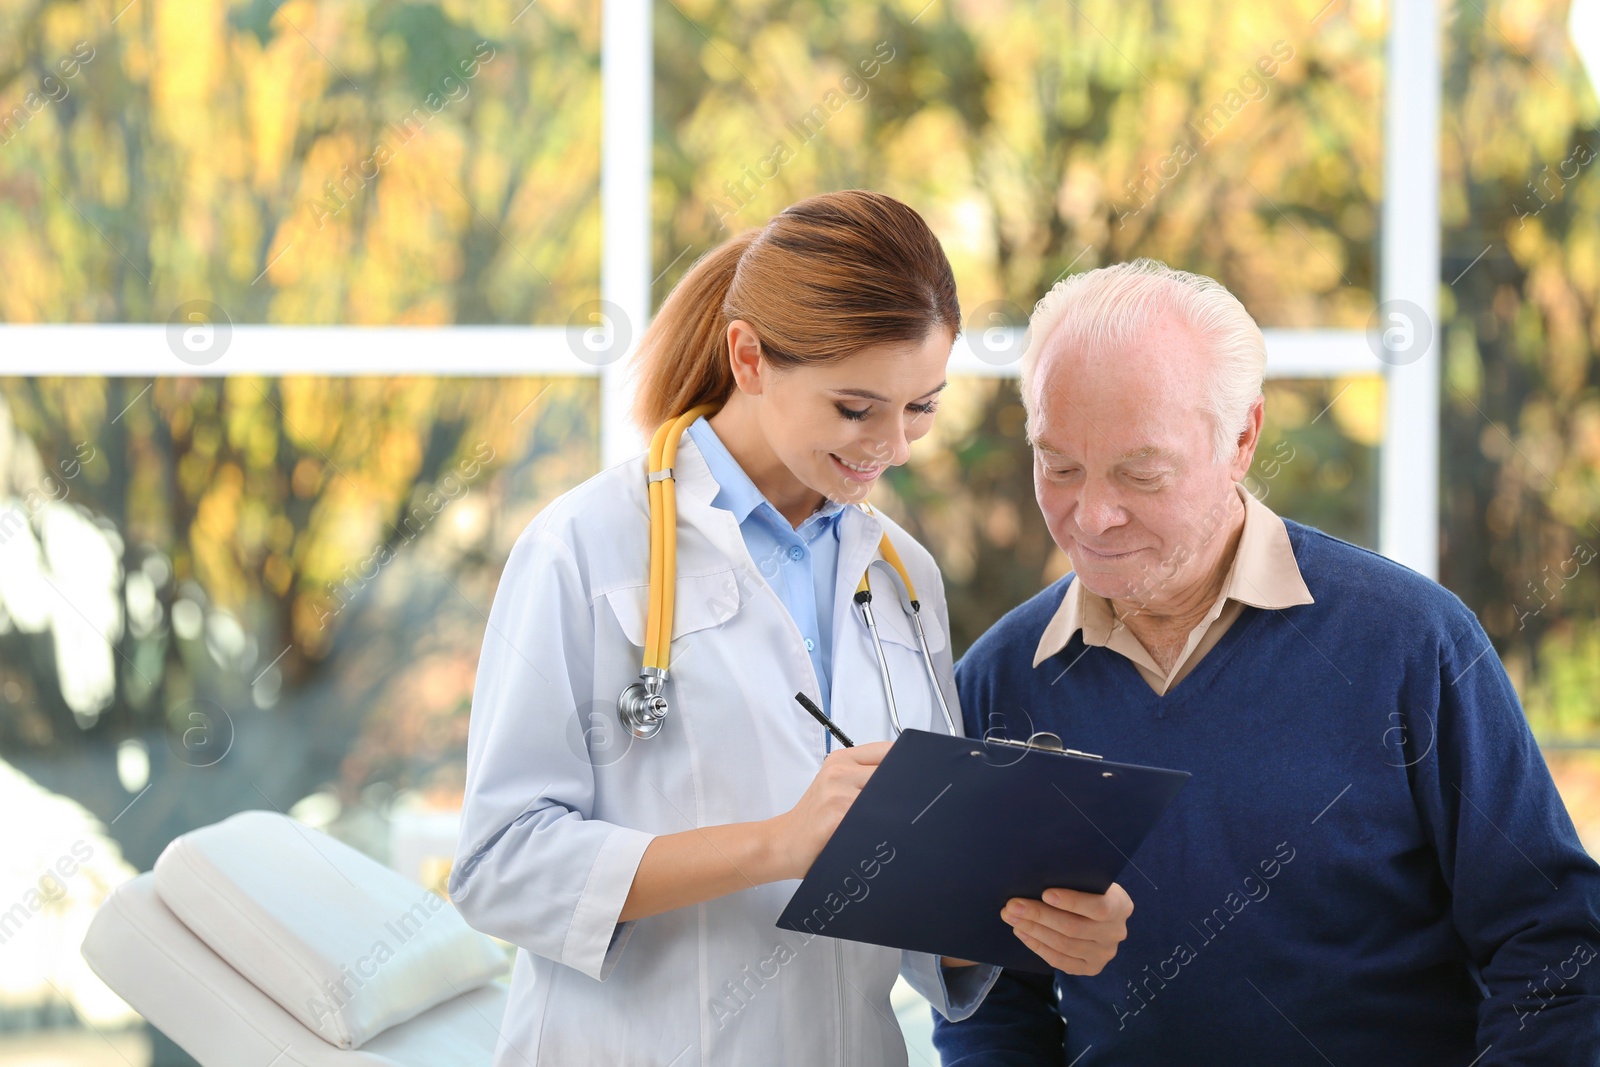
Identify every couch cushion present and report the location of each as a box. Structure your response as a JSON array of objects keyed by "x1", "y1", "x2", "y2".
[
  {"x1": 152, "y1": 810, "x2": 507, "y2": 1050},
  {"x1": 82, "y1": 873, "x2": 511, "y2": 1066}
]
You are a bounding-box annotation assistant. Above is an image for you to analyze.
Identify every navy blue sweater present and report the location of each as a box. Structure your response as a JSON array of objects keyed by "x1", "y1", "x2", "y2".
[{"x1": 933, "y1": 521, "x2": 1600, "y2": 1066}]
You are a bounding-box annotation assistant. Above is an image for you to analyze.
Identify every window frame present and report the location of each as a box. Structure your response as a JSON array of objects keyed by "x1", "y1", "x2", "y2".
[{"x1": 0, "y1": 0, "x2": 1441, "y2": 579}]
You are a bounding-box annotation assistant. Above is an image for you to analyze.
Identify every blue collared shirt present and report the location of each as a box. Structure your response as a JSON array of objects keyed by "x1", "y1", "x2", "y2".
[{"x1": 686, "y1": 416, "x2": 845, "y2": 715}]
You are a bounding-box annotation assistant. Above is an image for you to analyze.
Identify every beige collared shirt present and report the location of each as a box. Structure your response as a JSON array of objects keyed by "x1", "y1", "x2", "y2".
[{"x1": 1031, "y1": 484, "x2": 1315, "y2": 695}]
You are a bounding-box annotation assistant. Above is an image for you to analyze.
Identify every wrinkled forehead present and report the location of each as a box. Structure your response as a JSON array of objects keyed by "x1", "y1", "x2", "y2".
[
  {"x1": 1028, "y1": 322, "x2": 1212, "y2": 458},
  {"x1": 1036, "y1": 307, "x2": 1210, "y2": 381},
  {"x1": 1029, "y1": 414, "x2": 1192, "y2": 468}
]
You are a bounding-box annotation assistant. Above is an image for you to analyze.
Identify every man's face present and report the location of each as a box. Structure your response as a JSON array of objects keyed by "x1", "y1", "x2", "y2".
[{"x1": 1028, "y1": 312, "x2": 1257, "y2": 608}]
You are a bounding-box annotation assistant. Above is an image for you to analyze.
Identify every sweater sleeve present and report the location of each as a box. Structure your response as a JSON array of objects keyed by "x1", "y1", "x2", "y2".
[
  {"x1": 1410, "y1": 609, "x2": 1600, "y2": 1064},
  {"x1": 930, "y1": 969, "x2": 1065, "y2": 1065}
]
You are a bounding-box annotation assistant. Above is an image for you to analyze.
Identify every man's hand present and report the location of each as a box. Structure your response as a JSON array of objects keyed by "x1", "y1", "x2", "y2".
[{"x1": 1000, "y1": 883, "x2": 1132, "y2": 975}]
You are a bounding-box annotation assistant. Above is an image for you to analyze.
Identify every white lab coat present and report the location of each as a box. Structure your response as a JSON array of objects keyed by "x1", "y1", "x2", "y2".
[{"x1": 449, "y1": 433, "x2": 998, "y2": 1066}]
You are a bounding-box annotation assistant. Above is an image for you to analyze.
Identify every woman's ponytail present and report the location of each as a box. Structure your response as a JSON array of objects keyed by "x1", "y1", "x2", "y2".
[
  {"x1": 629, "y1": 190, "x2": 960, "y2": 436},
  {"x1": 629, "y1": 230, "x2": 760, "y2": 433}
]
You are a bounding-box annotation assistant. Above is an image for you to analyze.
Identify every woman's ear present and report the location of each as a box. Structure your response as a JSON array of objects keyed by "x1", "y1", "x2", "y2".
[{"x1": 726, "y1": 320, "x2": 766, "y2": 396}]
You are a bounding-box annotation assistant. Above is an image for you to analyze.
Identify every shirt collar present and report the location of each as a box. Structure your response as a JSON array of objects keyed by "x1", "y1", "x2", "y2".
[
  {"x1": 1031, "y1": 483, "x2": 1314, "y2": 668},
  {"x1": 684, "y1": 415, "x2": 846, "y2": 535}
]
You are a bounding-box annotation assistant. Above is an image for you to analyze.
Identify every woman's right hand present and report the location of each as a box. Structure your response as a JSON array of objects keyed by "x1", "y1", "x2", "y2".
[{"x1": 767, "y1": 741, "x2": 894, "y2": 881}]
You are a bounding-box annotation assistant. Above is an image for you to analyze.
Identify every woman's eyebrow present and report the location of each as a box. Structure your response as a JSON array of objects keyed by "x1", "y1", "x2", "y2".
[{"x1": 833, "y1": 381, "x2": 949, "y2": 403}]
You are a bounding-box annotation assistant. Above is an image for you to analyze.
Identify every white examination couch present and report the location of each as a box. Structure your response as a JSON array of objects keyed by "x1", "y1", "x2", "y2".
[{"x1": 81, "y1": 810, "x2": 512, "y2": 1067}]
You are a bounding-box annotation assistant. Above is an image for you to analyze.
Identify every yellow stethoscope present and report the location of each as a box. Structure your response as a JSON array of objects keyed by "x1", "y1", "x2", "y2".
[{"x1": 617, "y1": 404, "x2": 960, "y2": 741}]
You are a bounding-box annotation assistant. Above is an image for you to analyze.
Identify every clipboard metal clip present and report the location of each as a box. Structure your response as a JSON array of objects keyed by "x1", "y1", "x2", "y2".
[{"x1": 983, "y1": 731, "x2": 1104, "y2": 760}]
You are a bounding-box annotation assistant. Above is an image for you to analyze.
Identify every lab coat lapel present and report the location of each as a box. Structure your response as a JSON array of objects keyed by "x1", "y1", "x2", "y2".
[{"x1": 669, "y1": 434, "x2": 757, "y2": 583}]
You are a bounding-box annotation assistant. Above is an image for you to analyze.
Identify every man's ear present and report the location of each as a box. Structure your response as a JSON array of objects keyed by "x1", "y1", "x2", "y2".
[
  {"x1": 1229, "y1": 395, "x2": 1265, "y2": 482},
  {"x1": 726, "y1": 320, "x2": 765, "y2": 396}
]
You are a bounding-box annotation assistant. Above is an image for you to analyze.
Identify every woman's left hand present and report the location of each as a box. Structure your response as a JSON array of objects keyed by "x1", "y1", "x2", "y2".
[{"x1": 1000, "y1": 882, "x2": 1133, "y2": 975}]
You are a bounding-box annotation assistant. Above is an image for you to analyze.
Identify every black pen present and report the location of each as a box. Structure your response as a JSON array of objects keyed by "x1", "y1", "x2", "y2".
[{"x1": 793, "y1": 692, "x2": 855, "y2": 748}]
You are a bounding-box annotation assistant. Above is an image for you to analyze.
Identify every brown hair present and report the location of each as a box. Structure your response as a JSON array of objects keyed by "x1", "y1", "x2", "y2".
[{"x1": 629, "y1": 190, "x2": 961, "y2": 432}]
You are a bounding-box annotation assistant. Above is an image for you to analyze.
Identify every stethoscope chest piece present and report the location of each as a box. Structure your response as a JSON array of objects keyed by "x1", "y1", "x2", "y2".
[
  {"x1": 618, "y1": 669, "x2": 670, "y2": 740},
  {"x1": 614, "y1": 409, "x2": 958, "y2": 746},
  {"x1": 616, "y1": 403, "x2": 720, "y2": 742}
]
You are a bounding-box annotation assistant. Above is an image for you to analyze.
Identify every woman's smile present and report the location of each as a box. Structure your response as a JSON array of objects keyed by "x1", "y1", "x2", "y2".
[{"x1": 830, "y1": 453, "x2": 885, "y2": 482}]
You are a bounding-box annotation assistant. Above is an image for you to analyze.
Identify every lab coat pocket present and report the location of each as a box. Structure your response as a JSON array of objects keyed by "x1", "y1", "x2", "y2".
[
  {"x1": 866, "y1": 588, "x2": 949, "y2": 656},
  {"x1": 598, "y1": 568, "x2": 745, "y2": 649},
  {"x1": 852, "y1": 577, "x2": 956, "y2": 739}
]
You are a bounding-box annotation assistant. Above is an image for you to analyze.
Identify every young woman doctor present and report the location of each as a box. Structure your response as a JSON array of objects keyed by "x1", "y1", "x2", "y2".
[{"x1": 448, "y1": 191, "x2": 1130, "y2": 1066}]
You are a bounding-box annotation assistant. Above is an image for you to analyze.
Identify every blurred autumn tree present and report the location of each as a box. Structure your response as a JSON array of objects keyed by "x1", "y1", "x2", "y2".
[
  {"x1": 0, "y1": 376, "x2": 597, "y2": 817},
  {"x1": 0, "y1": 0, "x2": 1594, "y2": 822},
  {"x1": 0, "y1": 0, "x2": 600, "y2": 325},
  {"x1": 1440, "y1": 2, "x2": 1600, "y2": 743},
  {"x1": 0, "y1": 0, "x2": 610, "y2": 806},
  {"x1": 653, "y1": 0, "x2": 1388, "y2": 648}
]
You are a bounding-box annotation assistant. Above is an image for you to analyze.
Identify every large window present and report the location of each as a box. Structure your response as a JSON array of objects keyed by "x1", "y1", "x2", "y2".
[{"x1": 1, "y1": 0, "x2": 1596, "y2": 1063}]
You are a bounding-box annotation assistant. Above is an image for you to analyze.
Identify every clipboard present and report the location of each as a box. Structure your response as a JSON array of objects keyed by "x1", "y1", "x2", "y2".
[{"x1": 775, "y1": 729, "x2": 1190, "y2": 973}]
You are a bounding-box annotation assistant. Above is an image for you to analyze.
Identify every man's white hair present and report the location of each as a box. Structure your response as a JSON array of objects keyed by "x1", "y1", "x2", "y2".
[{"x1": 1018, "y1": 258, "x2": 1266, "y2": 463}]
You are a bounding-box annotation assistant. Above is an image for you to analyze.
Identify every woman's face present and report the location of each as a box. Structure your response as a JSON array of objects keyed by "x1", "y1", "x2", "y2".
[{"x1": 731, "y1": 321, "x2": 955, "y2": 507}]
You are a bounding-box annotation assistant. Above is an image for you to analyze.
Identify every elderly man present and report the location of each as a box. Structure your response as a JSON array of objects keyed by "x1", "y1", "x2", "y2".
[{"x1": 932, "y1": 260, "x2": 1600, "y2": 1064}]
